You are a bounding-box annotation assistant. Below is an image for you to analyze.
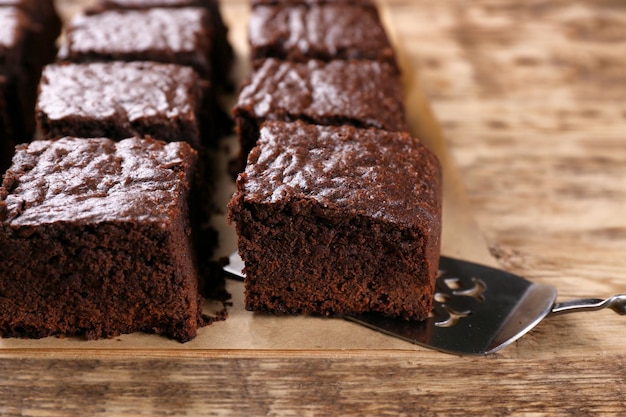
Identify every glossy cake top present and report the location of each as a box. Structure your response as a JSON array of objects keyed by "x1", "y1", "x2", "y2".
[
  {"x1": 0, "y1": 0, "x2": 57, "y2": 22},
  {"x1": 93, "y1": 0, "x2": 213, "y2": 7},
  {"x1": 60, "y1": 7, "x2": 211, "y2": 64},
  {"x1": 37, "y1": 62, "x2": 199, "y2": 123},
  {"x1": 251, "y1": 0, "x2": 374, "y2": 6},
  {"x1": 249, "y1": 3, "x2": 394, "y2": 64},
  {"x1": 236, "y1": 58, "x2": 407, "y2": 132},
  {"x1": 0, "y1": 7, "x2": 25, "y2": 53},
  {"x1": 238, "y1": 121, "x2": 441, "y2": 228},
  {"x1": 0, "y1": 137, "x2": 196, "y2": 226}
]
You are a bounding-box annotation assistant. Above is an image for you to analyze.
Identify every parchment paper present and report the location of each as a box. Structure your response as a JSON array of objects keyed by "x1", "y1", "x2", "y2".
[{"x1": 0, "y1": 0, "x2": 495, "y2": 352}]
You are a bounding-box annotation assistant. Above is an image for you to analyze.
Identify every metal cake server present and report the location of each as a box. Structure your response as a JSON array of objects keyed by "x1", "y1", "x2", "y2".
[{"x1": 223, "y1": 252, "x2": 626, "y2": 355}]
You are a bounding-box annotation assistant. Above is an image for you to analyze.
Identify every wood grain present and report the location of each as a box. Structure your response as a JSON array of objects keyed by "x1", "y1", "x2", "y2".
[
  {"x1": 1, "y1": 0, "x2": 625, "y2": 415},
  {"x1": 394, "y1": 0, "x2": 626, "y2": 297},
  {"x1": 2, "y1": 352, "x2": 625, "y2": 416}
]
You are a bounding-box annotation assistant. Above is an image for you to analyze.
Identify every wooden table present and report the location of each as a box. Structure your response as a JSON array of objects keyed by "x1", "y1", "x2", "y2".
[{"x1": 2, "y1": 0, "x2": 625, "y2": 415}]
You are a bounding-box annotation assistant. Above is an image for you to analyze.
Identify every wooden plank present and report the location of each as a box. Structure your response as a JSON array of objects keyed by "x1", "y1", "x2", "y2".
[{"x1": 2, "y1": 352, "x2": 625, "y2": 416}]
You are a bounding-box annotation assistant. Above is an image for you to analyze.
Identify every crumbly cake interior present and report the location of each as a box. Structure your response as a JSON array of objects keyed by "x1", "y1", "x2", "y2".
[
  {"x1": 229, "y1": 121, "x2": 442, "y2": 320},
  {"x1": 0, "y1": 137, "x2": 204, "y2": 342}
]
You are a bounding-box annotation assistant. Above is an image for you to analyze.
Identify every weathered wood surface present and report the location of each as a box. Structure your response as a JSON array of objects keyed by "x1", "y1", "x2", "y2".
[
  {"x1": 2, "y1": 0, "x2": 626, "y2": 415},
  {"x1": 1, "y1": 352, "x2": 624, "y2": 416},
  {"x1": 395, "y1": 0, "x2": 626, "y2": 299}
]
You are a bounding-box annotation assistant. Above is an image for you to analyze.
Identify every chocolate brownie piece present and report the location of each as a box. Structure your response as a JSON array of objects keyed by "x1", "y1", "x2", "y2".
[
  {"x1": 89, "y1": 0, "x2": 220, "y2": 8},
  {"x1": 0, "y1": 0, "x2": 61, "y2": 52},
  {"x1": 0, "y1": 76, "x2": 12, "y2": 172},
  {"x1": 85, "y1": 0, "x2": 233, "y2": 89},
  {"x1": 0, "y1": 137, "x2": 206, "y2": 342},
  {"x1": 251, "y1": 0, "x2": 375, "y2": 5},
  {"x1": 0, "y1": 6, "x2": 31, "y2": 141},
  {"x1": 36, "y1": 62, "x2": 206, "y2": 148},
  {"x1": 233, "y1": 58, "x2": 407, "y2": 166},
  {"x1": 59, "y1": 7, "x2": 214, "y2": 82},
  {"x1": 249, "y1": 3, "x2": 396, "y2": 67},
  {"x1": 0, "y1": 0, "x2": 60, "y2": 62},
  {"x1": 229, "y1": 121, "x2": 442, "y2": 320},
  {"x1": 0, "y1": 7, "x2": 27, "y2": 74},
  {"x1": 0, "y1": 6, "x2": 58, "y2": 142},
  {"x1": 0, "y1": 0, "x2": 61, "y2": 31}
]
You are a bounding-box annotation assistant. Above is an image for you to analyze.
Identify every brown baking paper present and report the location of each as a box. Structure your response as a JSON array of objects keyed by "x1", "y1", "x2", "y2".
[{"x1": 0, "y1": 0, "x2": 495, "y2": 352}]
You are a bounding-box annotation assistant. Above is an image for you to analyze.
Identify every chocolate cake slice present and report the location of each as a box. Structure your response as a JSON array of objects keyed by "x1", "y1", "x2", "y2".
[
  {"x1": 233, "y1": 58, "x2": 407, "y2": 167},
  {"x1": 85, "y1": 0, "x2": 233, "y2": 89},
  {"x1": 0, "y1": 137, "x2": 206, "y2": 342},
  {"x1": 0, "y1": 76, "x2": 11, "y2": 171},
  {"x1": 251, "y1": 0, "x2": 375, "y2": 5},
  {"x1": 0, "y1": 0, "x2": 61, "y2": 37},
  {"x1": 249, "y1": 2, "x2": 396, "y2": 67},
  {"x1": 0, "y1": 5, "x2": 59, "y2": 148},
  {"x1": 36, "y1": 62, "x2": 206, "y2": 148},
  {"x1": 59, "y1": 7, "x2": 215, "y2": 82},
  {"x1": 228, "y1": 121, "x2": 442, "y2": 321}
]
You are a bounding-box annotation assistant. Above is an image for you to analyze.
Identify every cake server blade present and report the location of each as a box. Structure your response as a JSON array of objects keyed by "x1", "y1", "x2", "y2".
[
  {"x1": 223, "y1": 252, "x2": 626, "y2": 355},
  {"x1": 348, "y1": 256, "x2": 557, "y2": 355}
]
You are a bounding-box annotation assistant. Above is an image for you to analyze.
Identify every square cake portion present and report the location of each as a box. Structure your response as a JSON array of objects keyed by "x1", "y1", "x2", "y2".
[
  {"x1": 0, "y1": 6, "x2": 58, "y2": 143},
  {"x1": 36, "y1": 62, "x2": 206, "y2": 148},
  {"x1": 233, "y1": 58, "x2": 407, "y2": 167},
  {"x1": 0, "y1": 76, "x2": 16, "y2": 173},
  {"x1": 0, "y1": 0, "x2": 61, "y2": 49},
  {"x1": 0, "y1": 76, "x2": 9, "y2": 171},
  {"x1": 251, "y1": 0, "x2": 375, "y2": 5},
  {"x1": 0, "y1": 6, "x2": 32, "y2": 143},
  {"x1": 228, "y1": 121, "x2": 442, "y2": 321},
  {"x1": 249, "y1": 2, "x2": 396, "y2": 67},
  {"x1": 88, "y1": 0, "x2": 222, "y2": 13},
  {"x1": 0, "y1": 137, "x2": 205, "y2": 342},
  {"x1": 85, "y1": 0, "x2": 233, "y2": 89},
  {"x1": 0, "y1": 0, "x2": 60, "y2": 28},
  {"x1": 59, "y1": 7, "x2": 215, "y2": 83},
  {"x1": 0, "y1": 0, "x2": 60, "y2": 65},
  {"x1": 91, "y1": 0, "x2": 220, "y2": 6}
]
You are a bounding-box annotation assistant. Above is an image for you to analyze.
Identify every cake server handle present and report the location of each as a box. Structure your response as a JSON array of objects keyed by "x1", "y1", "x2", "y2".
[{"x1": 551, "y1": 294, "x2": 626, "y2": 315}]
